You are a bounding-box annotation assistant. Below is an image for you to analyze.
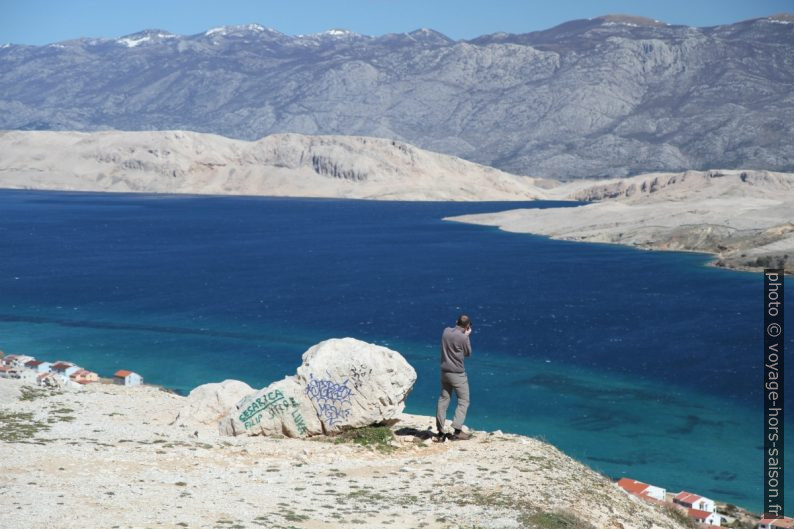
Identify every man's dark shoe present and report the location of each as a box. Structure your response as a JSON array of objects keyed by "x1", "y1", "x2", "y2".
[
  {"x1": 432, "y1": 432, "x2": 447, "y2": 443},
  {"x1": 449, "y1": 430, "x2": 472, "y2": 441}
]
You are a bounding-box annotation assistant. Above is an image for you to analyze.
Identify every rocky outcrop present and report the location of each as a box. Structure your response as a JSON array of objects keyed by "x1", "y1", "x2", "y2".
[
  {"x1": 172, "y1": 379, "x2": 254, "y2": 430},
  {"x1": 568, "y1": 170, "x2": 794, "y2": 202},
  {"x1": 220, "y1": 338, "x2": 417, "y2": 437}
]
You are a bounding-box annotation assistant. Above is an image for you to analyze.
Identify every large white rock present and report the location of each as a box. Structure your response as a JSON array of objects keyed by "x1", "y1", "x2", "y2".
[
  {"x1": 219, "y1": 338, "x2": 417, "y2": 437},
  {"x1": 220, "y1": 376, "x2": 323, "y2": 437},
  {"x1": 173, "y1": 379, "x2": 254, "y2": 429}
]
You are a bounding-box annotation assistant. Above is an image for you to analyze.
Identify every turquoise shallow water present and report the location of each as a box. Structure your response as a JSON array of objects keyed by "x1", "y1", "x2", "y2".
[{"x1": 0, "y1": 190, "x2": 790, "y2": 511}]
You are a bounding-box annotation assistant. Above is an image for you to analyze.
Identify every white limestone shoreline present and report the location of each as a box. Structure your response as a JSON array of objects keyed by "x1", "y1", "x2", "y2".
[{"x1": 446, "y1": 169, "x2": 794, "y2": 274}]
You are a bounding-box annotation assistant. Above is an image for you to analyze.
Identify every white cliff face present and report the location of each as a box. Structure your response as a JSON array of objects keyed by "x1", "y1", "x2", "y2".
[
  {"x1": 0, "y1": 130, "x2": 549, "y2": 201},
  {"x1": 219, "y1": 338, "x2": 417, "y2": 437}
]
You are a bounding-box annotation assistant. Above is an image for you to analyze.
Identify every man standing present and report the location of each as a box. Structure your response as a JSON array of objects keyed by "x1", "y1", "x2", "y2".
[{"x1": 434, "y1": 314, "x2": 473, "y2": 442}]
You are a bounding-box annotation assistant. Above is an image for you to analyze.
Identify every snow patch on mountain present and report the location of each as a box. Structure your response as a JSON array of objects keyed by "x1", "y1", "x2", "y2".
[
  {"x1": 204, "y1": 24, "x2": 270, "y2": 36},
  {"x1": 117, "y1": 30, "x2": 177, "y2": 47}
]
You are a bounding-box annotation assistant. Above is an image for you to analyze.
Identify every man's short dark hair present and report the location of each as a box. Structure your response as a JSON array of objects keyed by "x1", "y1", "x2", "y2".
[{"x1": 457, "y1": 314, "x2": 471, "y2": 329}]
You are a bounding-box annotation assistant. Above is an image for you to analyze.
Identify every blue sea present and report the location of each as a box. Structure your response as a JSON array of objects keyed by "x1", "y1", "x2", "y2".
[{"x1": 1, "y1": 190, "x2": 791, "y2": 512}]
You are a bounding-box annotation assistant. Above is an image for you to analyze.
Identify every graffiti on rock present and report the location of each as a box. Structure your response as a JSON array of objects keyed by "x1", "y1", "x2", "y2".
[
  {"x1": 305, "y1": 373, "x2": 354, "y2": 427},
  {"x1": 349, "y1": 363, "x2": 372, "y2": 390},
  {"x1": 240, "y1": 389, "x2": 302, "y2": 430},
  {"x1": 292, "y1": 409, "x2": 308, "y2": 435}
]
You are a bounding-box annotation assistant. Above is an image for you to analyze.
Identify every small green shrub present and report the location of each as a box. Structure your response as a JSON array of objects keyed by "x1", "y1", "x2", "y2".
[
  {"x1": 331, "y1": 425, "x2": 395, "y2": 452},
  {"x1": 663, "y1": 505, "x2": 698, "y2": 529},
  {"x1": 520, "y1": 510, "x2": 596, "y2": 529}
]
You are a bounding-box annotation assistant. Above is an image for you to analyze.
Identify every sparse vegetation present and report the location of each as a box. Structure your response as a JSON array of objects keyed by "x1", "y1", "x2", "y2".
[
  {"x1": 520, "y1": 510, "x2": 597, "y2": 529},
  {"x1": 0, "y1": 409, "x2": 51, "y2": 443},
  {"x1": 722, "y1": 517, "x2": 756, "y2": 529},
  {"x1": 663, "y1": 504, "x2": 699, "y2": 528},
  {"x1": 19, "y1": 385, "x2": 59, "y2": 401},
  {"x1": 48, "y1": 406, "x2": 75, "y2": 423},
  {"x1": 346, "y1": 489, "x2": 387, "y2": 503},
  {"x1": 315, "y1": 424, "x2": 396, "y2": 452},
  {"x1": 282, "y1": 511, "x2": 309, "y2": 522}
]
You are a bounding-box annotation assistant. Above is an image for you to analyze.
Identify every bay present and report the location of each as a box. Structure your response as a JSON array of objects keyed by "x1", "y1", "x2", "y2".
[{"x1": 0, "y1": 189, "x2": 790, "y2": 511}]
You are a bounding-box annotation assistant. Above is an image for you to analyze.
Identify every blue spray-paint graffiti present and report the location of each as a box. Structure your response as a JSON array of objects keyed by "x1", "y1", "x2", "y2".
[{"x1": 305, "y1": 373, "x2": 353, "y2": 427}]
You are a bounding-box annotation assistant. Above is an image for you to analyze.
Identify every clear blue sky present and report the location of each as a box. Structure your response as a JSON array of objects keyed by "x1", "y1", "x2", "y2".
[{"x1": 2, "y1": 0, "x2": 793, "y2": 44}]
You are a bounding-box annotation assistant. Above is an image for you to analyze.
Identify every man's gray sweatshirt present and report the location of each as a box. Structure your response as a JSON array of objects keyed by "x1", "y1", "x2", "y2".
[{"x1": 440, "y1": 325, "x2": 472, "y2": 373}]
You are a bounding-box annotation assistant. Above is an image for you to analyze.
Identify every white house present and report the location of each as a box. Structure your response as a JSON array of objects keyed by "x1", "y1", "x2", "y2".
[
  {"x1": 23, "y1": 359, "x2": 52, "y2": 373},
  {"x1": 687, "y1": 508, "x2": 720, "y2": 526},
  {"x1": 114, "y1": 370, "x2": 143, "y2": 386},
  {"x1": 674, "y1": 491, "x2": 715, "y2": 513},
  {"x1": 759, "y1": 515, "x2": 794, "y2": 529},
  {"x1": 70, "y1": 369, "x2": 99, "y2": 385},
  {"x1": 616, "y1": 478, "x2": 666, "y2": 501},
  {"x1": 0, "y1": 367, "x2": 26, "y2": 379},
  {"x1": 3, "y1": 354, "x2": 34, "y2": 368},
  {"x1": 50, "y1": 361, "x2": 81, "y2": 378},
  {"x1": 0, "y1": 354, "x2": 16, "y2": 366}
]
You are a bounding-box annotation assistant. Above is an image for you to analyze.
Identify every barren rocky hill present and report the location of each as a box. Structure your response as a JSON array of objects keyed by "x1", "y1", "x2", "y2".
[
  {"x1": 1, "y1": 15, "x2": 792, "y2": 178},
  {"x1": 448, "y1": 169, "x2": 794, "y2": 273},
  {"x1": 0, "y1": 130, "x2": 549, "y2": 200}
]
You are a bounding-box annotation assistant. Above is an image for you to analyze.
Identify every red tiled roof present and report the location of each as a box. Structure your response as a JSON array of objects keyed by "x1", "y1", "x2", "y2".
[
  {"x1": 0, "y1": 366, "x2": 10, "y2": 372},
  {"x1": 51, "y1": 361, "x2": 74, "y2": 370},
  {"x1": 617, "y1": 478, "x2": 650, "y2": 494},
  {"x1": 25, "y1": 360, "x2": 43, "y2": 367},
  {"x1": 674, "y1": 491, "x2": 702, "y2": 505},
  {"x1": 761, "y1": 516, "x2": 794, "y2": 529},
  {"x1": 114, "y1": 370, "x2": 133, "y2": 377},
  {"x1": 687, "y1": 508, "x2": 711, "y2": 520}
]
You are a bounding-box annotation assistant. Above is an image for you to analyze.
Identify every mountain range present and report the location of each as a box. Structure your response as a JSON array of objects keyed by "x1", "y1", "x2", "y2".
[{"x1": 1, "y1": 14, "x2": 793, "y2": 179}]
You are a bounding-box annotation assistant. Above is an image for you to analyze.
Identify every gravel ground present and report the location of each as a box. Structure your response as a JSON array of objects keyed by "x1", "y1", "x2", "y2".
[{"x1": 0, "y1": 378, "x2": 690, "y2": 529}]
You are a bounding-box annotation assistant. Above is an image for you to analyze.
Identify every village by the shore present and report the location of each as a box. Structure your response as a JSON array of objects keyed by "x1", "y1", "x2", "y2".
[{"x1": 0, "y1": 350, "x2": 143, "y2": 389}]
